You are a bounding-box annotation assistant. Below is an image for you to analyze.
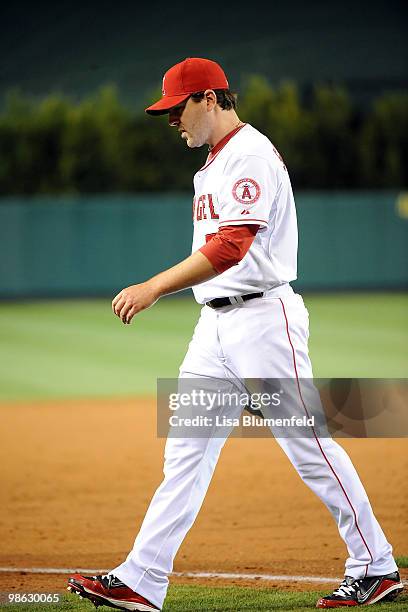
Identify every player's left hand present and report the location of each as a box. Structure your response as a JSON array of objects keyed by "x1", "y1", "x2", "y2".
[{"x1": 112, "y1": 282, "x2": 160, "y2": 324}]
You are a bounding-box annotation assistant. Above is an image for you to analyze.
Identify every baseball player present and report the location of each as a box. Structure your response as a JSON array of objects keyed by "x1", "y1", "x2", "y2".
[{"x1": 68, "y1": 58, "x2": 403, "y2": 610}]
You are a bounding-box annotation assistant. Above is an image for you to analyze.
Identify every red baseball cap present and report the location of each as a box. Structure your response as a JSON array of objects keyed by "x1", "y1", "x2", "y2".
[{"x1": 145, "y1": 57, "x2": 229, "y2": 115}]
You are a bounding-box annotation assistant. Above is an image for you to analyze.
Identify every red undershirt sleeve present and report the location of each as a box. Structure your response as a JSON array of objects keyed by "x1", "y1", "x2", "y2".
[{"x1": 199, "y1": 224, "x2": 260, "y2": 274}]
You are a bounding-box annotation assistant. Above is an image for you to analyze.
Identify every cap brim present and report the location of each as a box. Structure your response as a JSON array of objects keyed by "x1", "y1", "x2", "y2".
[{"x1": 145, "y1": 93, "x2": 190, "y2": 115}]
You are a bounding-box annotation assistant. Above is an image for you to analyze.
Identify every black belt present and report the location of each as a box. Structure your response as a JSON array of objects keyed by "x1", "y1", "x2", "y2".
[{"x1": 206, "y1": 292, "x2": 264, "y2": 309}]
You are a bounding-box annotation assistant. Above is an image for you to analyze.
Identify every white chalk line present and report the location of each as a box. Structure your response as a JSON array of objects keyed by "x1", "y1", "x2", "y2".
[
  {"x1": 1, "y1": 567, "x2": 407, "y2": 586},
  {"x1": 0, "y1": 567, "x2": 339, "y2": 583},
  {"x1": 174, "y1": 572, "x2": 340, "y2": 584}
]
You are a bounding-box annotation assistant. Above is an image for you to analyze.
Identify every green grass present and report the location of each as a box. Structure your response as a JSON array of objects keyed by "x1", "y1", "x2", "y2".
[
  {"x1": 1, "y1": 587, "x2": 407, "y2": 611},
  {"x1": 0, "y1": 293, "x2": 407, "y2": 402},
  {"x1": 305, "y1": 293, "x2": 408, "y2": 378},
  {"x1": 396, "y1": 556, "x2": 408, "y2": 569},
  {"x1": 0, "y1": 297, "x2": 200, "y2": 401}
]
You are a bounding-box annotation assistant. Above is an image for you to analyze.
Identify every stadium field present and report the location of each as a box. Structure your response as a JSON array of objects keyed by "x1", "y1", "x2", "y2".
[
  {"x1": 0, "y1": 292, "x2": 406, "y2": 611},
  {"x1": 0, "y1": 292, "x2": 407, "y2": 402}
]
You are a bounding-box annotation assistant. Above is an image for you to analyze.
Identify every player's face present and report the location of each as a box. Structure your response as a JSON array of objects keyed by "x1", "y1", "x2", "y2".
[{"x1": 169, "y1": 97, "x2": 211, "y2": 148}]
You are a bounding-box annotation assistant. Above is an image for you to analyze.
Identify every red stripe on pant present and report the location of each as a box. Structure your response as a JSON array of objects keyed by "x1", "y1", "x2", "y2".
[{"x1": 278, "y1": 298, "x2": 373, "y2": 577}]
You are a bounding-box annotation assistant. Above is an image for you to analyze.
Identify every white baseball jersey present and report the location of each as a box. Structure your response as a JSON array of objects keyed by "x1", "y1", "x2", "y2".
[
  {"x1": 114, "y1": 128, "x2": 397, "y2": 609},
  {"x1": 192, "y1": 123, "x2": 298, "y2": 304}
]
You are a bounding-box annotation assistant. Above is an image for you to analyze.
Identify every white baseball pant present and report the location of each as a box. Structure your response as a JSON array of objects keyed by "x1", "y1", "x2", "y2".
[{"x1": 113, "y1": 286, "x2": 397, "y2": 609}]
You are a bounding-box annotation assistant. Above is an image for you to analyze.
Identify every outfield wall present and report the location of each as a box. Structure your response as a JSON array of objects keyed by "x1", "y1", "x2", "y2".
[{"x1": 0, "y1": 192, "x2": 407, "y2": 297}]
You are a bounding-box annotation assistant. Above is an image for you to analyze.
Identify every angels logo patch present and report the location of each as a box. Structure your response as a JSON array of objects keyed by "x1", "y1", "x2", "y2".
[{"x1": 232, "y1": 178, "x2": 261, "y2": 205}]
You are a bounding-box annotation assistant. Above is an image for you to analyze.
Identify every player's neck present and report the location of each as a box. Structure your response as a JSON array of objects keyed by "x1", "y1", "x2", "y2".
[{"x1": 208, "y1": 111, "x2": 243, "y2": 150}]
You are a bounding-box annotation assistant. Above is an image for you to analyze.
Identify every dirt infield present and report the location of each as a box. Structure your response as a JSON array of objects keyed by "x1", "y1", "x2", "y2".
[{"x1": 1, "y1": 398, "x2": 407, "y2": 593}]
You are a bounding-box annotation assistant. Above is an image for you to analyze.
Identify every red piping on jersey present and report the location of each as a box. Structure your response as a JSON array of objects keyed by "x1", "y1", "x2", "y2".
[
  {"x1": 278, "y1": 298, "x2": 373, "y2": 577},
  {"x1": 199, "y1": 123, "x2": 247, "y2": 172},
  {"x1": 219, "y1": 218, "x2": 268, "y2": 225}
]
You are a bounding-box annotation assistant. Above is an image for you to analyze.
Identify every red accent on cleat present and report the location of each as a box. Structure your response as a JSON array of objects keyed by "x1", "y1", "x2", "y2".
[
  {"x1": 316, "y1": 598, "x2": 358, "y2": 608},
  {"x1": 316, "y1": 571, "x2": 403, "y2": 608},
  {"x1": 67, "y1": 573, "x2": 160, "y2": 611}
]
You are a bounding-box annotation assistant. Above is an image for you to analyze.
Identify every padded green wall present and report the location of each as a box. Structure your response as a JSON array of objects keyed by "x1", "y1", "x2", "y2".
[{"x1": 0, "y1": 192, "x2": 406, "y2": 297}]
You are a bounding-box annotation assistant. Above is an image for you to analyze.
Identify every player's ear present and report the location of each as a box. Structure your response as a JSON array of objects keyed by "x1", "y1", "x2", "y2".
[{"x1": 204, "y1": 89, "x2": 217, "y2": 111}]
